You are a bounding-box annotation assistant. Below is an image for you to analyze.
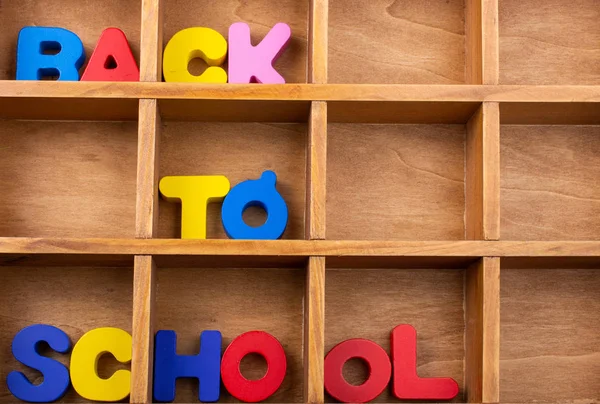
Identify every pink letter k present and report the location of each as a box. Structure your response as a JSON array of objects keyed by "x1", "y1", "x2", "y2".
[{"x1": 228, "y1": 22, "x2": 291, "y2": 84}]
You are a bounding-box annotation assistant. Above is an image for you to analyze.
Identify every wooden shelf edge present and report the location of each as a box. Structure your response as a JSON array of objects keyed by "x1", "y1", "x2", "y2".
[
  {"x1": 2, "y1": 81, "x2": 600, "y2": 102},
  {"x1": 3, "y1": 238, "x2": 600, "y2": 257}
]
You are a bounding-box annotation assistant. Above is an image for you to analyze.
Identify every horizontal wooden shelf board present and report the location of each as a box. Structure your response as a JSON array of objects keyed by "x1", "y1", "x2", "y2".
[
  {"x1": 4, "y1": 238, "x2": 600, "y2": 256},
  {"x1": 4, "y1": 82, "x2": 600, "y2": 102},
  {"x1": 2, "y1": 82, "x2": 600, "y2": 122}
]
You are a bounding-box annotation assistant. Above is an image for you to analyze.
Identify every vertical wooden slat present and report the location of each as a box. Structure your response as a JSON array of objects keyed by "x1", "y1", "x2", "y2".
[
  {"x1": 308, "y1": 0, "x2": 328, "y2": 83},
  {"x1": 135, "y1": 99, "x2": 161, "y2": 238},
  {"x1": 131, "y1": 256, "x2": 157, "y2": 404},
  {"x1": 465, "y1": 257, "x2": 500, "y2": 403},
  {"x1": 131, "y1": 100, "x2": 160, "y2": 402},
  {"x1": 304, "y1": 256, "x2": 325, "y2": 403},
  {"x1": 140, "y1": 0, "x2": 164, "y2": 81},
  {"x1": 466, "y1": 102, "x2": 500, "y2": 240},
  {"x1": 466, "y1": 0, "x2": 499, "y2": 84},
  {"x1": 306, "y1": 101, "x2": 327, "y2": 240},
  {"x1": 132, "y1": 0, "x2": 162, "y2": 383}
]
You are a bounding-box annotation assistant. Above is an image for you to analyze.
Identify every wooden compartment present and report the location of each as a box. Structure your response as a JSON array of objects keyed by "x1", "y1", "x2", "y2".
[
  {"x1": 327, "y1": 123, "x2": 466, "y2": 240},
  {"x1": 157, "y1": 121, "x2": 307, "y2": 239},
  {"x1": 328, "y1": 0, "x2": 466, "y2": 84},
  {"x1": 0, "y1": 119, "x2": 138, "y2": 238},
  {"x1": 155, "y1": 265, "x2": 305, "y2": 402},
  {"x1": 501, "y1": 124, "x2": 600, "y2": 240},
  {"x1": 162, "y1": 0, "x2": 308, "y2": 83},
  {"x1": 499, "y1": 0, "x2": 600, "y2": 84},
  {"x1": 0, "y1": 264, "x2": 133, "y2": 403},
  {"x1": 325, "y1": 264, "x2": 466, "y2": 402},
  {"x1": 500, "y1": 266, "x2": 600, "y2": 402},
  {"x1": 0, "y1": 0, "x2": 141, "y2": 80}
]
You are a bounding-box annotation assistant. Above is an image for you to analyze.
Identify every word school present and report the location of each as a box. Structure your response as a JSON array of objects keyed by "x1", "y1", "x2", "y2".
[
  {"x1": 7, "y1": 324, "x2": 458, "y2": 403},
  {"x1": 15, "y1": 22, "x2": 291, "y2": 83}
]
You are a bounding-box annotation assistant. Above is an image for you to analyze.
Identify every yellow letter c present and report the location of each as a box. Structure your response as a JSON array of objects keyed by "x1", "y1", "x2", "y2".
[
  {"x1": 163, "y1": 27, "x2": 228, "y2": 83},
  {"x1": 70, "y1": 327, "x2": 132, "y2": 402}
]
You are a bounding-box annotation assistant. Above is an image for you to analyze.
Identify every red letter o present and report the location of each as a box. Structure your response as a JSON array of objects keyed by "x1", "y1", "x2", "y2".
[
  {"x1": 324, "y1": 339, "x2": 391, "y2": 403},
  {"x1": 221, "y1": 331, "x2": 286, "y2": 402}
]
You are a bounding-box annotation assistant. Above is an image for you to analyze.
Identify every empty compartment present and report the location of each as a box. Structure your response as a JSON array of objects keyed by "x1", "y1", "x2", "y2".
[
  {"x1": 0, "y1": 264, "x2": 133, "y2": 403},
  {"x1": 156, "y1": 266, "x2": 305, "y2": 402},
  {"x1": 0, "y1": 120, "x2": 137, "y2": 237},
  {"x1": 501, "y1": 125, "x2": 600, "y2": 240},
  {"x1": 325, "y1": 265, "x2": 465, "y2": 402},
  {"x1": 327, "y1": 124, "x2": 465, "y2": 240},
  {"x1": 157, "y1": 121, "x2": 306, "y2": 239},
  {"x1": 162, "y1": 0, "x2": 308, "y2": 83},
  {"x1": 499, "y1": 0, "x2": 600, "y2": 84},
  {"x1": 329, "y1": 0, "x2": 466, "y2": 84},
  {"x1": 0, "y1": 0, "x2": 141, "y2": 80},
  {"x1": 500, "y1": 267, "x2": 600, "y2": 402}
]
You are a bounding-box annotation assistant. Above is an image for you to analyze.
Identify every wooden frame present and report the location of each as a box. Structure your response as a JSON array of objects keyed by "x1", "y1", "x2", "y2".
[{"x1": 0, "y1": 0, "x2": 598, "y2": 402}]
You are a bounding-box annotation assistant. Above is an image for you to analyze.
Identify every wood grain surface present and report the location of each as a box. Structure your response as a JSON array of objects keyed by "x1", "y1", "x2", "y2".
[
  {"x1": 163, "y1": 0, "x2": 307, "y2": 83},
  {"x1": 155, "y1": 267, "x2": 304, "y2": 402},
  {"x1": 0, "y1": 266, "x2": 133, "y2": 403},
  {"x1": 499, "y1": 0, "x2": 600, "y2": 84},
  {"x1": 501, "y1": 125, "x2": 600, "y2": 240},
  {"x1": 0, "y1": 121, "x2": 137, "y2": 238},
  {"x1": 0, "y1": 0, "x2": 141, "y2": 81},
  {"x1": 500, "y1": 268, "x2": 600, "y2": 402},
  {"x1": 325, "y1": 268, "x2": 465, "y2": 402},
  {"x1": 327, "y1": 124, "x2": 465, "y2": 240},
  {"x1": 329, "y1": 0, "x2": 465, "y2": 84}
]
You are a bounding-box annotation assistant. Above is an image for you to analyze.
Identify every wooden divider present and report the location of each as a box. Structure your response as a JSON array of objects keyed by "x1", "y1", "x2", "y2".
[
  {"x1": 466, "y1": 102, "x2": 501, "y2": 240},
  {"x1": 132, "y1": 0, "x2": 163, "y2": 402},
  {"x1": 304, "y1": 257, "x2": 326, "y2": 403},
  {"x1": 131, "y1": 255, "x2": 157, "y2": 404},
  {"x1": 305, "y1": 1, "x2": 328, "y2": 402},
  {"x1": 466, "y1": 257, "x2": 501, "y2": 402},
  {"x1": 465, "y1": 4, "x2": 501, "y2": 397},
  {"x1": 306, "y1": 101, "x2": 327, "y2": 240},
  {"x1": 139, "y1": 0, "x2": 164, "y2": 82},
  {"x1": 466, "y1": 0, "x2": 500, "y2": 84},
  {"x1": 308, "y1": 0, "x2": 328, "y2": 84}
]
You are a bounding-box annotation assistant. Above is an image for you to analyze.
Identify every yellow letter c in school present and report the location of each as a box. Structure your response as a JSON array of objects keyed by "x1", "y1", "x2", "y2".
[
  {"x1": 163, "y1": 27, "x2": 228, "y2": 83},
  {"x1": 70, "y1": 327, "x2": 132, "y2": 402}
]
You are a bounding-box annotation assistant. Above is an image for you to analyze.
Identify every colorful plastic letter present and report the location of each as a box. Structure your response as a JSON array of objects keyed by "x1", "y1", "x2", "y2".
[
  {"x1": 154, "y1": 330, "x2": 222, "y2": 402},
  {"x1": 221, "y1": 331, "x2": 286, "y2": 403},
  {"x1": 221, "y1": 171, "x2": 288, "y2": 239},
  {"x1": 159, "y1": 175, "x2": 230, "y2": 239},
  {"x1": 16, "y1": 27, "x2": 85, "y2": 81},
  {"x1": 324, "y1": 339, "x2": 391, "y2": 403},
  {"x1": 81, "y1": 28, "x2": 139, "y2": 81},
  {"x1": 162, "y1": 27, "x2": 227, "y2": 82},
  {"x1": 70, "y1": 327, "x2": 132, "y2": 402},
  {"x1": 228, "y1": 23, "x2": 291, "y2": 83},
  {"x1": 392, "y1": 324, "x2": 459, "y2": 400},
  {"x1": 7, "y1": 325, "x2": 71, "y2": 403}
]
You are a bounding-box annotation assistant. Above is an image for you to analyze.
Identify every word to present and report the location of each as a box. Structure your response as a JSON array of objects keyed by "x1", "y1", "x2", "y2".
[
  {"x1": 160, "y1": 171, "x2": 288, "y2": 240},
  {"x1": 15, "y1": 22, "x2": 291, "y2": 83},
  {"x1": 7, "y1": 324, "x2": 458, "y2": 403}
]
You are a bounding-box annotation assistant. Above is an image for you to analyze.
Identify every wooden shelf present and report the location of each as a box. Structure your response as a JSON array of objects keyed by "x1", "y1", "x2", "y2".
[
  {"x1": 2, "y1": 82, "x2": 600, "y2": 123},
  {"x1": 3, "y1": 238, "x2": 600, "y2": 257},
  {"x1": 4, "y1": 81, "x2": 600, "y2": 101},
  {"x1": 1, "y1": 0, "x2": 599, "y2": 402}
]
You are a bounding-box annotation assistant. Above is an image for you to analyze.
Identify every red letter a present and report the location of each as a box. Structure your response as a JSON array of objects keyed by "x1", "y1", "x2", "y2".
[{"x1": 81, "y1": 28, "x2": 139, "y2": 81}]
